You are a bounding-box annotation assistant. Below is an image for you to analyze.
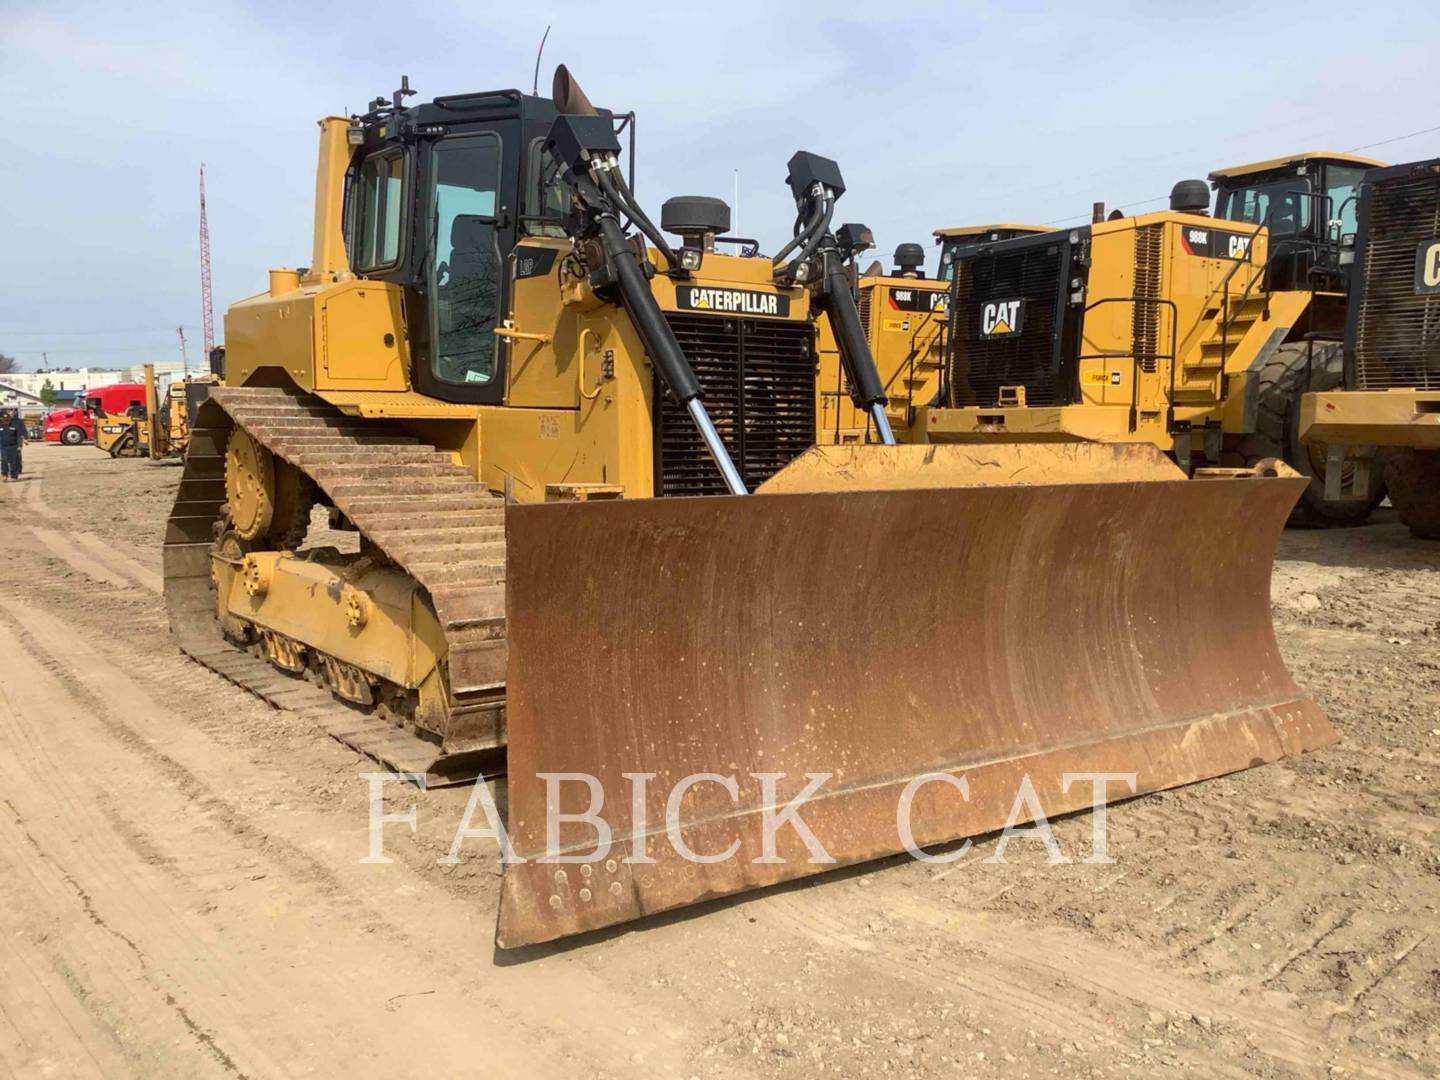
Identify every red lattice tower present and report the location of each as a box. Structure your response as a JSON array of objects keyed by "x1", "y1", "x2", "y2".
[{"x1": 199, "y1": 163, "x2": 215, "y2": 357}]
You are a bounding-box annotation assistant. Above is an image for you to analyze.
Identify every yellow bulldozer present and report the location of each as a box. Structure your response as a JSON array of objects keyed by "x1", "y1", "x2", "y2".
[
  {"x1": 164, "y1": 68, "x2": 1332, "y2": 948},
  {"x1": 925, "y1": 152, "x2": 1387, "y2": 525},
  {"x1": 1302, "y1": 156, "x2": 1440, "y2": 537}
]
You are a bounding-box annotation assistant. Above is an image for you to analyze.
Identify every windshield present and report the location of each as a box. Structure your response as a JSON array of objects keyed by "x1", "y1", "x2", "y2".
[
  {"x1": 1216, "y1": 175, "x2": 1311, "y2": 235},
  {"x1": 428, "y1": 134, "x2": 503, "y2": 386}
]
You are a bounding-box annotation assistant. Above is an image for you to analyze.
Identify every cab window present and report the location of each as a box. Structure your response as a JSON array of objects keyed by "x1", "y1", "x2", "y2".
[
  {"x1": 429, "y1": 134, "x2": 503, "y2": 386},
  {"x1": 353, "y1": 152, "x2": 404, "y2": 269},
  {"x1": 522, "y1": 137, "x2": 568, "y2": 238},
  {"x1": 1217, "y1": 176, "x2": 1311, "y2": 235},
  {"x1": 939, "y1": 243, "x2": 958, "y2": 281},
  {"x1": 1324, "y1": 165, "x2": 1366, "y2": 239}
]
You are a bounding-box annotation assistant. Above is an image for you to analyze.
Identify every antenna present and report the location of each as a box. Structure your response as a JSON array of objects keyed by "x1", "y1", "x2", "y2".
[
  {"x1": 199, "y1": 163, "x2": 215, "y2": 362},
  {"x1": 532, "y1": 25, "x2": 551, "y2": 95},
  {"x1": 734, "y1": 169, "x2": 740, "y2": 239},
  {"x1": 177, "y1": 325, "x2": 189, "y2": 375}
]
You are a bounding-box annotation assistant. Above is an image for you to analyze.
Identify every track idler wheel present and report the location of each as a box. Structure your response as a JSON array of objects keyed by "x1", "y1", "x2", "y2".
[{"x1": 225, "y1": 429, "x2": 315, "y2": 547}]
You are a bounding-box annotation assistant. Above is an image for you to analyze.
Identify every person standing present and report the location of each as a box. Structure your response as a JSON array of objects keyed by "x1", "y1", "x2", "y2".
[{"x1": 0, "y1": 408, "x2": 26, "y2": 481}]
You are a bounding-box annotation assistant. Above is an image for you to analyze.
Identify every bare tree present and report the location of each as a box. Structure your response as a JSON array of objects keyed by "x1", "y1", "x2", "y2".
[{"x1": 0, "y1": 354, "x2": 17, "y2": 375}]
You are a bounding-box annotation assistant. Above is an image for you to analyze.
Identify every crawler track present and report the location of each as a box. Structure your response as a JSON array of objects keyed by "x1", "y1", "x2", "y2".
[{"x1": 162, "y1": 385, "x2": 507, "y2": 786}]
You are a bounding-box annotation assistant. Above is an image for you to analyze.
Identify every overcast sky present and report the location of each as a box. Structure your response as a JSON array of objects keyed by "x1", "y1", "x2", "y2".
[{"x1": 3, "y1": 1, "x2": 1438, "y2": 370}]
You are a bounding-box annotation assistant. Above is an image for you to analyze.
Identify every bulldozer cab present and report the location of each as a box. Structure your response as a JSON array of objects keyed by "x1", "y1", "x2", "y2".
[
  {"x1": 339, "y1": 85, "x2": 633, "y2": 406},
  {"x1": 1210, "y1": 152, "x2": 1381, "y2": 294}
]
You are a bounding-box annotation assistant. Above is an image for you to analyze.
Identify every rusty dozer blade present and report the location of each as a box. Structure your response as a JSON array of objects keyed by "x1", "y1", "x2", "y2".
[{"x1": 497, "y1": 444, "x2": 1334, "y2": 948}]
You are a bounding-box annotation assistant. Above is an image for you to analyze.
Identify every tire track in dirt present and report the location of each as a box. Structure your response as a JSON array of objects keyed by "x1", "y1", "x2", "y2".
[
  {"x1": 19, "y1": 463, "x2": 164, "y2": 593},
  {"x1": 0, "y1": 597, "x2": 694, "y2": 1078},
  {"x1": 751, "y1": 849, "x2": 1423, "y2": 1079}
]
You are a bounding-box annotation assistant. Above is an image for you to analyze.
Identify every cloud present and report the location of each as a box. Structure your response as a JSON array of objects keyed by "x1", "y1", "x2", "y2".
[{"x1": 2, "y1": 0, "x2": 1438, "y2": 366}]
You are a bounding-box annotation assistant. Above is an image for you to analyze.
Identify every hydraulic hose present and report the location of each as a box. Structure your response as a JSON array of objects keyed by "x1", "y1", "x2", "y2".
[
  {"x1": 595, "y1": 214, "x2": 748, "y2": 494},
  {"x1": 791, "y1": 194, "x2": 835, "y2": 267},
  {"x1": 601, "y1": 168, "x2": 678, "y2": 269},
  {"x1": 772, "y1": 195, "x2": 826, "y2": 266}
]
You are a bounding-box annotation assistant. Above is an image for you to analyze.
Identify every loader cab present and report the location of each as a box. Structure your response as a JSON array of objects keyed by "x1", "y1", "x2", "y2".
[
  {"x1": 1209, "y1": 152, "x2": 1383, "y2": 294},
  {"x1": 934, "y1": 224, "x2": 1049, "y2": 281},
  {"x1": 342, "y1": 86, "x2": 631, "y2": 405}
]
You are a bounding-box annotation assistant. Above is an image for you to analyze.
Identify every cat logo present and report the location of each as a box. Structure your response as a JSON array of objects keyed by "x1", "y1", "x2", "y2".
[
  {"x1": 1416, "y1": 240, "x2": 1440, "y2": 296},
  {"x1": 979, "y1": 298, "x2": 1023, "y2": 338},
  {"x1": 1180, "y1": 226, "x2": 1254, "y2": 261},
  {"x1": 888, "y1": 288, "x2": 948, "y2": 313}
]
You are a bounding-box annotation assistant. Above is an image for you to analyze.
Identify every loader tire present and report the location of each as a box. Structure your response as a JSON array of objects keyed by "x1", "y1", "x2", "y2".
[
  {"x1": 1249, "y1": 341, "x2": 1384, "y2": 527},
  {"x1": 1383, "y1": 449, "x2": 1440, "y2": 540}
]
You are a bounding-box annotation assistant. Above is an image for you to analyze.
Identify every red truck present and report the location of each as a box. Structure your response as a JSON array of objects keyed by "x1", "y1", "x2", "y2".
[{"x1": 44, "y1": 383, "x2": 147, "y2": 445}]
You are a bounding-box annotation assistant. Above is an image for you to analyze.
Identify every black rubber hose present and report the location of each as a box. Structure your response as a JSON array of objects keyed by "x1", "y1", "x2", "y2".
[
  {"x1": 602, "y1": 169, "x2": 678, "y2": 268},
  {"x1": 792, "y1": 194, "x2": 835, "y2": 267},
  {"x1": 596, "y1": 214, "x2": 702, "y2": 402},
  {"x1": 773, "y1": 196, "x2": 826, "y2": 266}
]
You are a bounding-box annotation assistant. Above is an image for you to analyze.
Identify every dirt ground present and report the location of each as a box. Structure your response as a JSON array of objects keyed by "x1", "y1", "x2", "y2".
[{"x1": 1, "y1": 441, "x2": 1436, "y2": 1079}]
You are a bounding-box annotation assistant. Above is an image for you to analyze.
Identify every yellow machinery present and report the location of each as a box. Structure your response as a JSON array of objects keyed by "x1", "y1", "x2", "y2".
[
  {"x1": 1302, "y1": 156, "x2": 1440, "y2": 537},
  {"x1": 817, "y1": 236, "x2": 948, "y2": 442},
  {"x1": 163, "y1": 69, "x2": 1332, "y2": 948},
  {"x1": 818, "y1": 228, "x2": 1049, "y2": 445},
  {"x1": 96, "y1": 363, "x2": 215, "y2": 458},
  {"x1": 934, "y1": 223, "x2": 1047, "y2": 281},
  {"x1": 925, "y1": 153, "x2": 1387, "y2": 525}
]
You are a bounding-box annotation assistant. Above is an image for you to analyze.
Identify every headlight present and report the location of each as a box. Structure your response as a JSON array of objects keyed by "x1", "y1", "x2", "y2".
[{"x1": 679, "y1": 247, "x2": 703, "y2": 272}]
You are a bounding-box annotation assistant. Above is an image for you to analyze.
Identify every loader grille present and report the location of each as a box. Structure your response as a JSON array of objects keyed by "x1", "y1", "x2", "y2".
[
  {"x1": 947, "y1": 237, "x2": 1077, "y2": 407},
  {"x1": 655, "y1": 314, "x2": 817, "y2": 496},
  {"x1": 1352, "y1": 163, "x2": 1440, "y2": 390}
]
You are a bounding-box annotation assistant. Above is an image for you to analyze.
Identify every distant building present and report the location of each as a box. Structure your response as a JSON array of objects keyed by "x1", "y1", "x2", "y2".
[
  {"x1": 121, "y1": 359, "x2": 189, "y2": 382},
  {"x1": 0, "y1": 368, "x2": 124, "y2": 397},
  {"x1": 0, "y1": 384, "x2": 47, "y2": 416}
]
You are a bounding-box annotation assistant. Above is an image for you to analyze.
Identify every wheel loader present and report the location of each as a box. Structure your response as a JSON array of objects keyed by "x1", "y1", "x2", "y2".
[
  {"x1": 815, "y1": 227, "x2": 1045, "y2": 445},
  {"x1": 163, "y1": 68, "x2": 1333, "y2": 948},
  {"x1": 1301, "y1": 156, "x2": 1440, "y2": 537},
  {"x1": 934, "y1": 223, "x2": 1047, "y2": 280},
  {"x1": 97, "y1": 363, "x2": 216, "y2": 459},
  {"x1": 816, "y1": 236, "x2": 948, "y2": 442},
  {"x1": 924, "y1": 152, "x2": 1387, "y2": 525}
]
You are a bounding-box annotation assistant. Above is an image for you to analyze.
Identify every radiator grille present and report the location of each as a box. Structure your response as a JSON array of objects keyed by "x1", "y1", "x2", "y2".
[
  {"x1": 948, "y1": 241, "x2": 1068, "y2": 407},
  {"x1": 1353, "y1": 166, "x2": 1440, "y2": 390},
  {"x1": 655, "y1": 315, "x2": 816, "y2": 496},
  {"x1": 1132, "y1": 225, "x2": 1163, "y2": 374}
]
